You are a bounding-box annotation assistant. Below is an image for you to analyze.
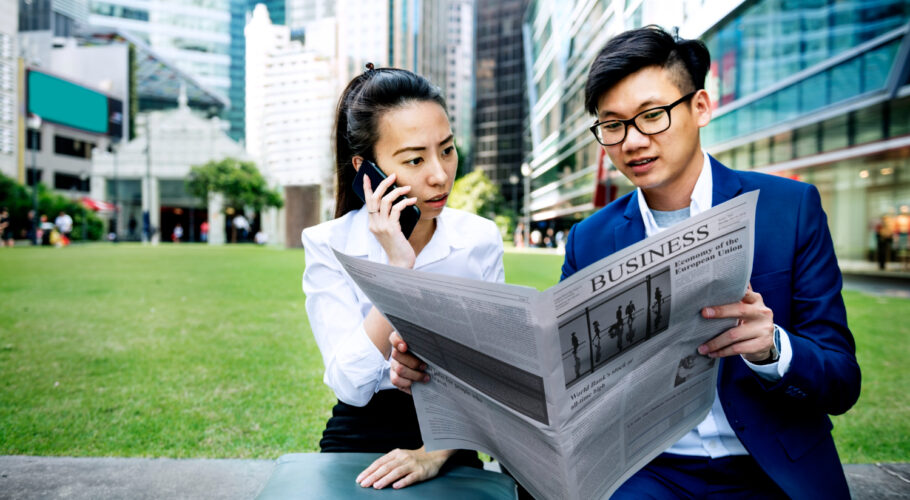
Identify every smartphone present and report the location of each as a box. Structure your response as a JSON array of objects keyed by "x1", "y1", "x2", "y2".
[{"x1": 352, "y1": 159, "x2": 421, "y2": 239}]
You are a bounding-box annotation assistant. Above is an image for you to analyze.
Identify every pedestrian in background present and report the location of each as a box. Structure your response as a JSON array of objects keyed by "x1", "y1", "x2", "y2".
[{"x1": 0, "y1": 207, "x2": 13, "y2": 247}]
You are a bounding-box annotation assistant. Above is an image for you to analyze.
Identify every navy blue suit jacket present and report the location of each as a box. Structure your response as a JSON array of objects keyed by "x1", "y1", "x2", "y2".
[{"x1": 560, "y1": 156, "x2": 860, "y2": 499}]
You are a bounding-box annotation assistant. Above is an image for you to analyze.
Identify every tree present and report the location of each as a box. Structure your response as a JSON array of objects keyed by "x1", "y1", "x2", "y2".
[
  {"x1": 447, "y1": 169, "x2": 515, "y2": 238},
  {"x1": 0, "y1": 173, "x2": 104, "y2": 241},
  {"x1": 186, "y1": 158, "x2": 283, "y2": 212}
]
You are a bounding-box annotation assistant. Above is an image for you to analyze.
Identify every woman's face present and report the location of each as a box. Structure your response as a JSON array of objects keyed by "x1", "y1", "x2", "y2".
[{"x1": 362, "y1": 100, "x2": 457, "y2": 220}]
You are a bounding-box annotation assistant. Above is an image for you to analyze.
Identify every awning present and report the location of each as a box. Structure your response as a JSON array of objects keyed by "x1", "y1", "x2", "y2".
[{"x1": 81, "y1": 197, "x2": 116, "y2": 212}]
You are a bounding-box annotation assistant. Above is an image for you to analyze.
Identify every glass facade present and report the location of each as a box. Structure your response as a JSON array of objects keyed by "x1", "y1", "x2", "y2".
[
  {"x1": 475, "y1": 0, "x2": 529, "y2": 206},
  {"x1": 703, "y1": 0, "x2": 909, "y2": 106},
  {"x1": 522, "y1": 0, "x2": 910, "y2": 270},
  {"x1": 704, "y1": 33, "x2": 904, "y2": 146},
  {"x1": 702, "y1": 0, "x2": 910, "y2": 268},
  {"x1": 773, "y1": 147, "x2": 910, "y2": 264},
  {"x1": 523, "y1": 0, "x2": 637, "y2": 226}
]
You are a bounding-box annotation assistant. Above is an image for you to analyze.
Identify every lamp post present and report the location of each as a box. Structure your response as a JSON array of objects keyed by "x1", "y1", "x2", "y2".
[
  {"x1": 509, "y1": 173, "x2": 519, "y2": 216},
  {"x1": 143, "y1": 116, "x2": 151, "y2": 243},
  {"x1": 110, "y1": 138, "x2": 120, "y2": 242},
  {"x1": 521, "y1": 162, "x2": 532, "y2": 248},
  {"x1": 27, "y1": 113, "x2": 41, "y2": 246}
]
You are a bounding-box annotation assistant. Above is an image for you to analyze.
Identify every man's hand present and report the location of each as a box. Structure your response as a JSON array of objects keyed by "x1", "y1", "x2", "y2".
[
  {"x1": 355, "y1": 447, "x2": 455, "y2": 489},
  {"x1": 698, "y1": 285, "x2": 776, "y2": 363},
  {"x1": 389, "y1": 331, "x2": 428, "y2": 394}
]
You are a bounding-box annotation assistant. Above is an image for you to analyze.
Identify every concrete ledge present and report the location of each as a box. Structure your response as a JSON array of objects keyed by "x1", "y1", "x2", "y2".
[
  {"x1": 1, "y1": 456, "x2": 908, "y2": 499},
  {"x1": 0, "y1": 456, "x2": 275, "y2": 500}
]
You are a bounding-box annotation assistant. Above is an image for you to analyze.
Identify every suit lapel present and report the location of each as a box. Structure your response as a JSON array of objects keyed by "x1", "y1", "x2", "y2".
[
  {"x1": 614, "y1": 193, "x2": 647, "y2": 251},
  {"x1": 709, "y1": 155, "x2": 747, "y2": 397},
  {"x1": 710, "y1": 155, "x2": 744, "y2": 207}
]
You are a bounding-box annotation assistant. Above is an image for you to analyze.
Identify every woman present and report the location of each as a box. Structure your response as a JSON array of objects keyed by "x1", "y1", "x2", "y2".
[{"x1": 301, "y1": 65, "x2": 504, "y2": 490}]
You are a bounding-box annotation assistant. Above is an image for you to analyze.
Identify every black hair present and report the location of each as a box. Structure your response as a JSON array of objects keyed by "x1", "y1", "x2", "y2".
[
  {"x1": 584, "y1": 26, "x2": 710, "y2": 115},
  {"x1": 332, "y1": 65, "x2": 447, "y2": 218}
]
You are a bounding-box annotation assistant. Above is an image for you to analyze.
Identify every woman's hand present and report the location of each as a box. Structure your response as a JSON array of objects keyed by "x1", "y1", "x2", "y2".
[
  {"x1": 389, "y1": 331, "x2": 429, "y2": 394},
  {"x1": 355, "y1": 447, "x2": 455, "y2": 489},
  {"x1": 364, "y1": 172, "x2": 418, "y2": 269}
]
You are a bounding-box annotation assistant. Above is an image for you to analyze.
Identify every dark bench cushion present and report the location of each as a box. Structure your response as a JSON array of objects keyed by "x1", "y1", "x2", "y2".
[{"x1": 256, "y1": 453, "x2": 517, "y2": 500}]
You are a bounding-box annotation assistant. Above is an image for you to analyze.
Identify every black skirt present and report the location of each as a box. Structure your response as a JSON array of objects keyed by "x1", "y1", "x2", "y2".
[{"x1": 320, "y1": 389, "x2": 481, "y2": 469}]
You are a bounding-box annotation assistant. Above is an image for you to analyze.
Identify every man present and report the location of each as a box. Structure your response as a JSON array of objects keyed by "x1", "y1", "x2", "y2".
[
  {"x1": 390, "y1": 27, "x2": 859, "y2": 499},
  {"x1": 55, "y1": 211, "x2": 73, "y2": 241}
]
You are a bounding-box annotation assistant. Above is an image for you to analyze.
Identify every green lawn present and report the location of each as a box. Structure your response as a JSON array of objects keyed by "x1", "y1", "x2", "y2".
[{"x1": 0, "y1": 244, "x2": 906, "y2": 462}]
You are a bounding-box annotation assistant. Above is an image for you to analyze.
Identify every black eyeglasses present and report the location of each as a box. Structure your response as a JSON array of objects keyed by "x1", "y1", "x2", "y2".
[{"x1": 589, "y1": 91, "x2": 697, "y2": 146}]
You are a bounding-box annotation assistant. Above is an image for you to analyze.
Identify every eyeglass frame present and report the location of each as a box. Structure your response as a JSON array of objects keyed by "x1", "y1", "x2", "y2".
[{"x1": 589, "y1": 91, "x2": 698, "y2": 146}]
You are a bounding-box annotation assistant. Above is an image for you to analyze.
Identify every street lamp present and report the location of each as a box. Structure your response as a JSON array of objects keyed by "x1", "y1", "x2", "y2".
[
  {"x1": 509, "y1": 173, "x2": 519, "y2": 217},
  {"x1": 109, "y1": 138, "x2": 120, "y2": 242},
  {"x1": 521, "y1": 162, "x2": 532, "y2": 248},
  {"x1": 27, "y1": 113, "x2": 41, "y2": 246}
]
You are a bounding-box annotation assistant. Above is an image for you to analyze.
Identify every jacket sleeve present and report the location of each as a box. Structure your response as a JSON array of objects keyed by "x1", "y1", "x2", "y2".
[
  {"x1": 560, "y1": 224, "x2": 580, "y2": 281},
  {"x1": 760, "y1": 185, "x2": 861, "y2": 416},
  {"x1": 301, "y1": 230, "x2": 387, "y2": 407}
]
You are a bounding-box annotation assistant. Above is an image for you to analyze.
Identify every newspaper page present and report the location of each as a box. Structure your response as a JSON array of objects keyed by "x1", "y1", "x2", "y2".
[{"x1": 331, "y1": 190, "x2": 757, "y2": 499}]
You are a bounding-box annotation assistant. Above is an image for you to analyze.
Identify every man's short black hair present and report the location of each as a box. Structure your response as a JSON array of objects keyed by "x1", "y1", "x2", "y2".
[{"x1": 584, "y1": 26, "x2": 710, "y2": 115}]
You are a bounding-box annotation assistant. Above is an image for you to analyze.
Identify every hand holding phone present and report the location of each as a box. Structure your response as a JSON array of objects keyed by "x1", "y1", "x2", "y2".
[{"x1": 353, "y1": 159, "x2": 421, "y2": 239}]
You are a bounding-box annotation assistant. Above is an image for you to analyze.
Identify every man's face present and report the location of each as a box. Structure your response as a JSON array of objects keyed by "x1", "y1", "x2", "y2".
[{"x1": 595, "y1": 66, "x2": 711, "y2": 203}]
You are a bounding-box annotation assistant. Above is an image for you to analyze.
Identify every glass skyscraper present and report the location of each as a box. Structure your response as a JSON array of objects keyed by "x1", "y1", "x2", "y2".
[{"x1": 524, "y1": 0, "x2": 910, "y2": 269}]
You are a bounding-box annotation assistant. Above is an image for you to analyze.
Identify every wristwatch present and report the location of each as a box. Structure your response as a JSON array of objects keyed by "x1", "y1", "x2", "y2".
[{"x1": 753, "y1": 325, "x2": 781, "y2": 365}]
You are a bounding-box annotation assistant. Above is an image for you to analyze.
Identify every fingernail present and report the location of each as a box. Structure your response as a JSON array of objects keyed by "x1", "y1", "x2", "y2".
[
  {"x1": 703, "y1": 307, "x2": 714, "y2": 318},
  {"x1": 420, "y1": 363, "x2": 427, "y2": 371},
  {"x1": 398, "y1": 343, "x2": 405, "y2": 351},
  {"x1": 698, "y1": 345, "x2": 708, "y2": 355},
  {"x1": 423, "y1": 375, "x2": 430, "y2": 382}
]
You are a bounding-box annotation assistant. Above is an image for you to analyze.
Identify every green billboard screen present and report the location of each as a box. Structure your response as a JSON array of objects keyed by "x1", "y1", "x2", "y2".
[{"x1": 27, "y1": 70, "x2": 109, "y2": 134}]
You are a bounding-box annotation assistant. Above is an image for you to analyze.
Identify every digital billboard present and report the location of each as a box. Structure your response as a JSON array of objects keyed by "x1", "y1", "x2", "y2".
[{"x1": 27, "y1": 70, "x2": 123, "y2": 138}]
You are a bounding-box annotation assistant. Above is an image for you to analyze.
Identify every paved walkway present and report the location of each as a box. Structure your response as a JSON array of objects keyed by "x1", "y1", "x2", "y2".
[{"x1": 1, "y1": 456, "x2": 908, "y2": 499}]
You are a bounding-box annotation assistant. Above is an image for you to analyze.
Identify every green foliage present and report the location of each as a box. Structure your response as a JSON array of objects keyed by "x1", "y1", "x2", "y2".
[
  {"x1": 448, "y1": 170, "x2": 515, "y2": 236},
  {"x1": 0, "y1": 173, "x2": 103, "y2": 240},
  {"x1": 186, "y1": 158, "x2": 283, "y2": 212}
]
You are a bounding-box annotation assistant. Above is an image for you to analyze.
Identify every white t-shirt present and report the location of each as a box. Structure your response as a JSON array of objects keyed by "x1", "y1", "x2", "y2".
[{"x1": 55, "y1": 214, "x2": 73, "y2": 233}]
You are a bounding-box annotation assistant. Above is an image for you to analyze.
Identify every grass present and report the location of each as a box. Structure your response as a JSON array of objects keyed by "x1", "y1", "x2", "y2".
[{"x1": 0, "y1": 244, "x2": 906, "y2": 463}]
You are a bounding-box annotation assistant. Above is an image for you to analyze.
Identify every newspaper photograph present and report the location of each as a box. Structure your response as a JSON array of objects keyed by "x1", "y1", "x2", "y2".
[{"x1": 331, "y1": 190, "x2": 758, "y2": 499}]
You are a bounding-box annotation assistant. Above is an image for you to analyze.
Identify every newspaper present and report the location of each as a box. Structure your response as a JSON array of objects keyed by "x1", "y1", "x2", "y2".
[{"x1": 332, "y1": 191, "x2": 758, "y2": 499}]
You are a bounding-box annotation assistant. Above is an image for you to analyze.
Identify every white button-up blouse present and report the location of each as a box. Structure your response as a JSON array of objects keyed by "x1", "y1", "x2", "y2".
[{"x1": 301, "y1": 206, "x2": 505, "y2": 407}]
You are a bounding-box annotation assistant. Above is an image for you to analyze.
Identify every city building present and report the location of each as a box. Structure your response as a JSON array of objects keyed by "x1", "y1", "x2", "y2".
[
  {"x1": 523, "y1": 0, "x2": 909, "y2": 270},
  {"x1": 245, "y1": 5, "x2": 337, "y2": 247},
  {"x1": 522, "y1": 0, "x2": 671, "y2": 226},
  {"x1": 446, "y1": 0, "x2": 475, "y2": 169},
  {"x1": 88, "y1": 0, "x2": 232, "y2": 128},
  {"x1": 19, "y1": 62, "x2": 125, "y2": 206},
  {"x1": 245, "y1": 3, "x2": 336, "y2": 246},
  {"x1": 416, "y1": 0, "x2": 447, "y2": 92},
  {"x1": 335, "y1": 0, "x2": 448, "y2": 91},
  {"x1": 336, "y1": 0, "x2": 391, "y2": 86},
  {"x1": 475, "y1": 0, "x2": 529, "y2": 211},
  {"x1": 18, "y1": 0, "x2": 89, "y2": 37},
  {"x1": 687, "y1": 0, "x2": 910, "y2": 268},
  {"x1": 92, "y1": 90, "x2": 250, "y2": 244},
  {"x1": 286, "y1": 0, "x2": 334, "y2": 29},
  {"x1": 16, "y1": 28, "x2": 228, "y2": 207},
  {"x1": 1, "y1": 0, "x2": 18, "y2": 180}
]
